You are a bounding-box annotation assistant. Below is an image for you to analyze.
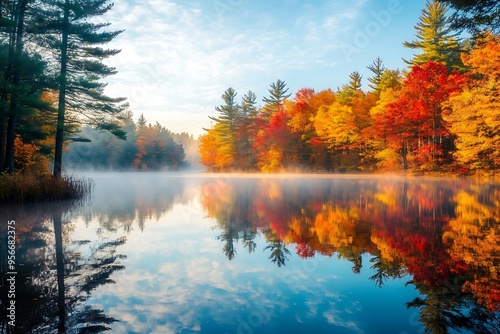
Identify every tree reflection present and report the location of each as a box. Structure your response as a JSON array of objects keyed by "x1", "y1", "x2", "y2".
[
  {"x1": 200, "y1": 176, "x2": 500, "y2": 332},
  {"x1": 0, "y1": 201, "x2": 125, "y2": 333},
  {"x1": 263, "y1": 229, "x2": 290, "y2": 267},
  {"x1": 201, "y1": 179, "x2": 259, "y2": 261}
]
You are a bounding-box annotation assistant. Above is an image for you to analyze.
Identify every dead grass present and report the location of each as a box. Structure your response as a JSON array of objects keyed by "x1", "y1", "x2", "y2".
[{"x1": 0, "y1": 173, "x2": 93, "y2": 203}]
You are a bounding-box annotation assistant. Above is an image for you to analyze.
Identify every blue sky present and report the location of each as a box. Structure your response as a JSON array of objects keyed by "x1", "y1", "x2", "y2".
[{"x1": 101, "y1": 0, "x2": 427, "y2": 137}]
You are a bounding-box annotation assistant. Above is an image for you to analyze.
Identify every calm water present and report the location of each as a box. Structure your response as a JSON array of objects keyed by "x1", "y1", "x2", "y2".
[{"x1": 1, "y1": 172, "x2": 499, "y2": 333}]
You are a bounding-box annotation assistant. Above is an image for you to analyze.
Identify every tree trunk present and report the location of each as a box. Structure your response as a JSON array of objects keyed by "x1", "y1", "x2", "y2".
[
  {"x1": 53, "y1": 0, "x2": 70, "y2": 178},
  {"x1": 3, "y1": 0, "x2": 27, "y2": 174},
  {"x1": 402, "y1": 139, "x2": 409, "y2": 170}
]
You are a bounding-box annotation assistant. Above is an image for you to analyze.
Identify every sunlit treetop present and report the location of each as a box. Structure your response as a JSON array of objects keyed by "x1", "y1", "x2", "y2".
[{"x1": 404, "y1": 0, "x2": 463, "y2": 71}]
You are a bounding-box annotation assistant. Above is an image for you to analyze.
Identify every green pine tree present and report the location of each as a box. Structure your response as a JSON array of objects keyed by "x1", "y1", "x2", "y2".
[
  {"x1": 337, "y1": 71, "x2": 363, "y2": 105},
  {"x1": 404, "y1": 0, "x2": 463, "y2": 70},
  {"x1": 237, "y1": 90, "x2": 258, "y2": 169},
  {"x1": 437, "y1": 0, "x2": 500, "y2": 37},
  {"x1": 209, "y1": 87, "x2": 239, "y2": 138},
  {"x1": 39, "y1": 0, "x2": 128, "y2": 177},
  {"x1": 207, "y1": 87, "x2": 239, "y2": 167},
  {"x1": 367, "y1": 57, "x2": 387, "y2": 93},
  {"x1": 262, "y1": 79, "x2": 291, "y2": 119},
  {"x1": 137, "y1": 113, "x2": 147, "y2": 129},
  {"x1": 0, "y1": 0, "x2": 55, "y2": 173}
]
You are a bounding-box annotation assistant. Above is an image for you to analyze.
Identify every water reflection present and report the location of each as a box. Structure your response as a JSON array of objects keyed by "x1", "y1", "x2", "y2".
[
  {"x1": 1, "y1": 173, "x2": 499, "y2": 333},
  {"x1": 200, "y1": 176, "x2": 500, "y2": 332},
  {"x1": 0, "y1": 201, "x2": 125, "y2": 333}
]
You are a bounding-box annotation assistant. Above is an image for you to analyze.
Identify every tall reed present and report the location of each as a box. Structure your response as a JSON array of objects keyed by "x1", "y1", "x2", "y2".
[{"x1": 0, "y1": 173, "x2": 93, "y2": 203}]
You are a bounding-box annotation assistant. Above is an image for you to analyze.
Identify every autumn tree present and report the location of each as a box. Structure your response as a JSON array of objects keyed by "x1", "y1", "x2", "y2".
[
  {"x1": 367, "y1": 85, "x2": 403, "y2": 171},
  {"x1": 404, "y1": 0, "x2": 463, "y2": 70},
  {"x1": 133, "y1": 121, "x2": 185, "y2": 170},
  {"x1": 314, "y1": 101, "x2": 359, "y2": 169},
  {"x1": 351, "y1": 92, "x2": 378, "y2": 170},
  {"x1": 306, "y1": 89, "x2": 337, "y2": 169},
  {"x1": 375, "y1": 61, "x2": 464, "y2": 170},
  {"x1": 253, "y1": 109, "x2": 291, "y2": 172},
  {"x1": 444, "y1": 34, "x2": 500, "y2": 172},
  {"x1": 199, "y1": 127, "x2": 220, "y2": 170},
  {"x1": 285, "y1": 88, "x2": 317, "y2": 167}
]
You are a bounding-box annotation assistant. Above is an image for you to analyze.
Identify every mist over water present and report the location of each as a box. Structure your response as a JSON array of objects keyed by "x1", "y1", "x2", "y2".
[{"x1": 1, "y1": 172, "x2": 499, "y2": 333}]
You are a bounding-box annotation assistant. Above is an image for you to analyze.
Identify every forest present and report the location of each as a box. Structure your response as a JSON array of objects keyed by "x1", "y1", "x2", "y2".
[
  {"x1": 199, "y1": 0, "x2": 500, "y2": 174},
  {"x1": 63, "y1": 113, "x2": 194, "y2": 171}
]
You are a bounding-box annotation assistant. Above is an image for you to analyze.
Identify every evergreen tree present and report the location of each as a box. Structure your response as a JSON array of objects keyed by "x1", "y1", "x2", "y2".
[
  {"x1": 0, "y1": 0, "x2": 53, "y2": 173},
  {"x1": 206, "y1": 87, "x2": 239, "y2": 169},
  {"x1": 337, "y1": 71, "x2": 363, "y2": 105},
  {"x1": 237, "y1": 90, "x2": 258, "y2": 169},
  {"x1": 262, "y1": 79, "x2": 291, "y2": 119},
  {"x1": 437, "y1": 0, "x2": 500, "y2": 36},
  {"x1": 137, "y1": 113, "x2": 147, "y2": 128},
  {"x1": 2, "y1": 0, "x2": 29, "y2": 173},
  {"x1": 240, "y1": 90, "x2": 257, "y2": 119},
  {"x1": 209, "y1": 87, "x2": 239, "y2": 137},
  {"x1": 404, "y1": 0, "x2": 463, "y2": 70},
  {"x1": 348, "y1": 71, "x2": 363, "y2": 91},
  {"x1": 39, "y1": 0, "x2": 128, "y2": 177},
  {"x1": 378, "y1": 69, "x2": 403, "y2": 92},
  {"x1": 367, "y1": 57, "x2": 387, "y2": 93}
]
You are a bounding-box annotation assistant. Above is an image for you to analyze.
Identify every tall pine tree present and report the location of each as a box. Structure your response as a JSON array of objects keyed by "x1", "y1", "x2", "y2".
[
  {"x1": 337, "y1": 71, "x2": 363, "y2": 105},
  {"x1": 367, "y1": 57, "x2": 387, "y2": 94},
  {"x1": 404, "y1": 0, "x2": 463, "y2": 70},
  {"x1": 39, "y1": 0, "x2": 128, "y2": 177},
  {"x1": 262, "y1": 79, "x2": 291, "y2": 119}
]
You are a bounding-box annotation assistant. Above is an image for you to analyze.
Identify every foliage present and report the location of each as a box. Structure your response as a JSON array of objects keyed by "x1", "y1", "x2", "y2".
[
  {"x1": 404, "y1": 0, "x2": 463, "y2": 70},
  {"x1": 437, "y1": 0, "x2": 500, "y2": 36},
  {"x1": 374, "y1": 61, "x2": 465, "y2": 170},
  {"x1": 444, "y1": 34, "x2": 500, "y2": 172},
  {"x1": 261, "y1": 79, "x2": 291, "y2": 119}
]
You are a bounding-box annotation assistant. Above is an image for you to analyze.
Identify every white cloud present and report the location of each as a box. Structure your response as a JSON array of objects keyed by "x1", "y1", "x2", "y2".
[{"x1": 98, "y1": 0, "x2": 372, "y2": 135}]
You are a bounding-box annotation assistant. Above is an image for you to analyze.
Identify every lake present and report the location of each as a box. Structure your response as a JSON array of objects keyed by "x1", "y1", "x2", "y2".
[{"x1": 1, "y1": 172, "x2": 499, "y2": 333}]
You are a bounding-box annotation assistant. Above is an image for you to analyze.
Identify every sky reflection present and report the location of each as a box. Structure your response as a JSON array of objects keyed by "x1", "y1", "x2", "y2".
[
  {"x1": 74, "y1": 174, "x2": 427, "y2": 333},
  {"x1": 3, "y1": 173, "x2": 499, "y2": 333}
]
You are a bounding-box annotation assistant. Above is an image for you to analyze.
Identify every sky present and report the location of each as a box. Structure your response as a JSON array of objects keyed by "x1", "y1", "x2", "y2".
[{"x1": 100, "y1": 0, "x2": 428, "y2": 137}]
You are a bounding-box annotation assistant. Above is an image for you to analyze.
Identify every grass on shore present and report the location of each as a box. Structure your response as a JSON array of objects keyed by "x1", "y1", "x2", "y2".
[{"x1": 0, "y1": 173, "x2": 93, "y2": 203}]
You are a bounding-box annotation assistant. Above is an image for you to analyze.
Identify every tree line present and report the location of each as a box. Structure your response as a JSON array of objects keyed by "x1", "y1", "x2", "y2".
[
  {"x1": 200, "y1": 0, "x2": 500, "y2": 174},
  {"x1": 64, "y1": 113, "x2": 189, "y2": 171}
]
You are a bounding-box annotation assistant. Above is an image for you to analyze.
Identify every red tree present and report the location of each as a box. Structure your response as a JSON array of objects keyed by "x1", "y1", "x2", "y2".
[{"x1": 375, "y1": 61, "x2": 465, "y2": 169}]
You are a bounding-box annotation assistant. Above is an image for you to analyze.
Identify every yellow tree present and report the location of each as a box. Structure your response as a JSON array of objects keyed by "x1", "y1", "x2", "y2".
[
  {"x1": 199, "y1": 123, "x2": 235, "y2": 171},
  {"x1": 445, "y1": 34, "x2": 500, "y2": 172},
  {"x1": 314, "y1": 103, "x2": 358, "y2": 149},
  {"x1": 314, "y1": 102, "x2": 359, "y2": 169},
  {"x1": 442, "y1": 188, "x2": 500, "y2": 311}
]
